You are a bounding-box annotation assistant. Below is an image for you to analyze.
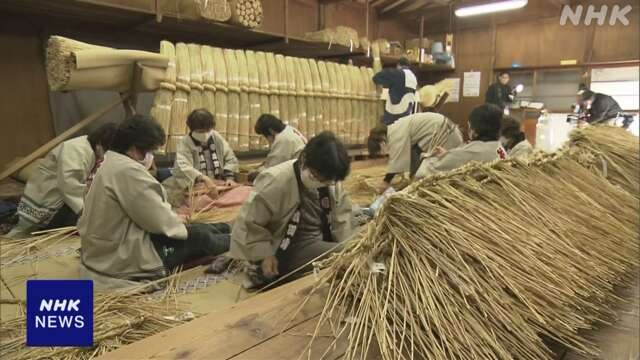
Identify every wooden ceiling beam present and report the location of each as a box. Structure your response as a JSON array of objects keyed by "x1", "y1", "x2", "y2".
[
  {"x1": 380, "y1": 0, "x2": 411, "y2": 14},
  {"x1": 319, "y1": 0, "x2": 351, "y2": 4}
]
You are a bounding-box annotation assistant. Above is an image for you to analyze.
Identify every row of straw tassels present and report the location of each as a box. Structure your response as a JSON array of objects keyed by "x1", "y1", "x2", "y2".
[{"x1": 150, "y1": 41, "x2": 383, "y2": 153}]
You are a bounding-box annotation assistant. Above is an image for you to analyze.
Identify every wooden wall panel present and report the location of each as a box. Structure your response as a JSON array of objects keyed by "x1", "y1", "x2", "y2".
[
  {"x1": 592, "y1": 10, "x2": 640, "y2": 62},
  {"x1": 495, "y1": 21, "x2": 540, "y2": 68},
  {"x1": 0, "y1": 30, "x2": 55, "y2": 169},
  {"x1": 538, "y1": 18, "x2": 589, "y2": 66},
  {"x1": 261, "y1": 0, "x2": 319, "y2": 37},
  {"x1": 325, "y1": 2, "x2": 368, "y2": 36}
]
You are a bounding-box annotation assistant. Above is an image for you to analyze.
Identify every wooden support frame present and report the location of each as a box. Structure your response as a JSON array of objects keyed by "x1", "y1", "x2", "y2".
[{"x1": 0, "y1": 98, "x2": 126, "y2": 182}]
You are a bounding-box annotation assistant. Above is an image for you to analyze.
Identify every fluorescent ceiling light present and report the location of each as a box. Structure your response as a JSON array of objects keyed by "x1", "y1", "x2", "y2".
[{"x1": 455, "y1": 0, "x2": 528, "y2": 17}]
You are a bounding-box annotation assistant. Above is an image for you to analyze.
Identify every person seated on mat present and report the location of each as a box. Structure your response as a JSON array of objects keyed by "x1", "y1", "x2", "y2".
[
  {"x1": 163, "y1": 108, "x2": 239, "y2": 201},
  {"x1": 414, "y1": 103, "x2": 507, "y2": 179},
  {"x1": 7, "y1": 122, "x2": 117, "y2": 239},
  {"x1": 78, "y1": 115, "x2": 230, "y2": 290},
  {"x1": 229, "y1": 132, "x2": 354, "y2": 289},
  {"x1": 500, "y1": 116, "x2": 533, "y2": 159},
  {"x1": 248, "y1": 114, "x2": 307, "y2": 182},
  {"x1": 367, "y1": 112, "x2": 464, "y2": 194}
]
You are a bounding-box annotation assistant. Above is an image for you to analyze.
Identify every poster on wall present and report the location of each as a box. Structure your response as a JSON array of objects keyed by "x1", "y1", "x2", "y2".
[
  {"x1": 447, "y1": 78, "x2": 460, "y2": 102},
  {"x1": 463, "y1": 71, "x2": 481, "y2": 97}
]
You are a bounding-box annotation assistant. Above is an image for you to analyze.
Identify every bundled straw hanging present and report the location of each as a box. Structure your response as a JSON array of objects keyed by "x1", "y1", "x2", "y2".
[
  {"x1": 229, "y1": 0, "x2": 263, "y2": 29},
  {"x1": 235, "y1": 50, "x2": 251, "y2": 151},
  {"x1": 150, "y1": 40, "x2": 176, "y2": 152},
  {"x1": 212, "y1": 47, "x2": 229, "y2": 137},
  {"x1": 275, "y1": 54, "x2": 289, "y2": 123},
  {"x1": 294, "y1": 58, "x2": 307, "y2": 137},
  {"x1": 327, "y1": 62, "x2": 339, "y2": 136},
  {"x1": 235, "y1": 49, "x2": 249, "y2": 93},
  {"x1": 187, "y1": 44, "x2": 204, "y2": 118},
  {"x1": 246, "y1": 50, "x2": 262, "y2": 150},
  {"x1": 170, "y1": 43, "x2": 191, "y2": 135},
  {"x1": 285, "y1": 57, "x2": 299, "y2": 129},
  {"x1": 301, "y1": 147, "x2": 639, "y2": 360},
  {"x1": 200, "y1": 45, "x2": 216, "y2": 117},
  {"x1": 308, "y1": 59, "x2": 324, "y2": 134},
  {"x1": 339, "y1": 64, "x2": 351, "y2": 143},
  {"x1": 266, "y1": 52, "x2": 280, "y2": 119},
  {"x1": 224, "y1": 49, "x2": 240, "y2": 149},
  {"x1": 255, "y1": 51, "x2": 271, "y2": 147},
  {"x1": 300, "y1": 59, "x2": 316, "y2": 138}
]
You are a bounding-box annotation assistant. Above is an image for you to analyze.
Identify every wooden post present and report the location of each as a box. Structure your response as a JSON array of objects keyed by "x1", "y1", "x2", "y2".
[
  {"x1": 419, "y1": 15, "x2": 425, "y2": 63},
  {"x1": 365, "y1": 0, "x2": 370, "y2": 39},
  {"x1": 0, "y1": 98, "x2": 125, "y2": 182},
  {"x1": 284, "y1": 0, "x2": 289, "y2": 44}
]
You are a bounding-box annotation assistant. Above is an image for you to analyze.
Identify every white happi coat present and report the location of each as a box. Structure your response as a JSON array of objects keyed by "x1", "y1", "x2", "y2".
[
  {"x1": 78, "y1": 151, "x2": 188, "y2": 289},
  {"x1": 170, "y1": 131, "x2": 239, "y2": 188},
  {"x1": 230, "y1": 160, "x2": 353, "y2": 262},
  {"x1": 17, "y1": 135, "x2": 94, "y2": 226},
  {"x1": 508, "y1": 139, "x2": 534, "y2": 159},
  {"x1": 416, "y1": 140, "x2": 504, "y2": 179},
  {"x1": 387, "y1": 112, "x2": 463, "y2": 175},
  {"x1": 261, "y1": 125, "x2": 306, "y2": 170}
]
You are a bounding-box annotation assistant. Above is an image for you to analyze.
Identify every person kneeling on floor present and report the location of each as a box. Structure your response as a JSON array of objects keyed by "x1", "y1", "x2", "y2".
[
  {"x1": 229, "y1": 131, "x2": 354, "y2": 289},
  {"x1": 7, "y1": 122, "x2": 117, "y2": 239},
  {"x1": 248, "y1": 114, "x2": 307, "y2": 182},
  {"x1": 78, "y1": 115, "x2": 230, "y2": 290}
]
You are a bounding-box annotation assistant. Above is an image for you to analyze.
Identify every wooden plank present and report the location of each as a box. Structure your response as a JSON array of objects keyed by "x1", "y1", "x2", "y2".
[
  {"x1": 0, "y1": 98, "x2": 124, "y2": 182},
  {"x1": 97, "y1": 274, "x2": 326, "y2": 360}
]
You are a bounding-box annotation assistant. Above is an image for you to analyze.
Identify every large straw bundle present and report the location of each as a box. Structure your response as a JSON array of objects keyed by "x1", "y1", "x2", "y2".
[
  {"x1": 339, "y1": 64, "x2": 351, "y2": 143},
  {"x1": 307, "y1": 59, "x2": 324, "y2": 134},
  {"x1": 569, "y1": 126, "x2": 639, "y2": 196},
  {"x1": 255, "y1": 51, "x2": 270, "y2": 94},
  {"x1": 300, "y1": 59, "x2": 315, "y2": 138},
  {"x1": 229, "y1": 0, "x2": 263, "y2": 28},
  {"x1": 224, "y1": 49, "x2": 240, "y2": 149},
  {"x1": 150, "y1": 40, "x2": 176, "y2": 151},
  {"x1": 238, "y1": 92, "x2": 251, "y2": 152},
  {"x1": 46, "y1": 35, "x2": 168, "y2": 92},
  {"x1": 235, "y1": 49, "x2": 249, "y2": 93},
  {"x1": 187, "y1": 44, "x2": 204, "y2": 119},
  {"x1": 212, "y1": 47, "x2": 229, "y2": 137},
  {"x1": 200, "y1": 45, "x2": 216, "y2": 116},
  {"x1": 304, "y1": 26, "x2": 359, "y2": 49},
  {"x1": 170, "y1": 43, "x2": 191, "y2": 135},
  {"x1": 275, "y1": 54, "x2": 289, "y2": 122},
  {"x1": 302, "y1": 149, "x2": 639, "y2": 360},
  {"x1": 285, "y1": 57, "x2": 299, "y2": 128}
]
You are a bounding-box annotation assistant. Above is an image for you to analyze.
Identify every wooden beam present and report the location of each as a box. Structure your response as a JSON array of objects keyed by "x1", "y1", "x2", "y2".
[
  {"x1": 380, "y1": 0, "x2": 410, "y2": 14},
  {"x1": 0, "y1": 98, "x2": 125, "y2": 182},
  {"x1": 319, "y1": 0, "x2": 350, "y2": 3},
  {"x1": 96, "y1": 274, "x2": 326, "y2": 360}
]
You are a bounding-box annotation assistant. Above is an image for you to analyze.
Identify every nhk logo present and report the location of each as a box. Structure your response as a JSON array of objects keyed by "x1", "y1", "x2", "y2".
[
  {"x1": 27, "y1": 280, "x2": 93, "y2": 346},
  {"x1": 560, "y1": 4, "x2": 632, "y2": 26}
]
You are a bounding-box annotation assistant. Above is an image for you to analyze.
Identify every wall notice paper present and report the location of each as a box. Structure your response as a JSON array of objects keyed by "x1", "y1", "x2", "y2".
[
  {"x1": 463, "y1": 71, "x2": 481, "y2": 97},
  {"x1": 447, "y1": 78, "x2": 460, "y2": 102}
]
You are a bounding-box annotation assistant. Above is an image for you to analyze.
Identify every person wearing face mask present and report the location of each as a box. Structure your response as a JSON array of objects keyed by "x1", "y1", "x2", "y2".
[
  {"x1": 415, "y1": 104, "x2": 507, "y2": 179},
  {"x1": 248, "y1": 114, "x2": 307, "y2": 182},
  {"x1": 166, "y1": 109, "x2": 239, "y2": 199},
  {"x1": 77, "y1": 115, "x2": 231, "y2": 289},
  {"x1": 6, "y1": 122, "x2": 117, "y2": 239},
  {"x1": 229, "y1": 132, "x2": 354, "y2": 289},
  {"x1": 500, "y1": 116, "x2": 533, "y2": 159},
  {"x1": 367, "y1": 112, "x2": 463, "y2": 194}
]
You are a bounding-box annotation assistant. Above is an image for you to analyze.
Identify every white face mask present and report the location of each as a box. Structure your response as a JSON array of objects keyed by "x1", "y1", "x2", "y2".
[
  {"x1": 499, "y1": 136, "x2": 510, "y2": 148},
  {"x1": 300, "y1": 169, "x2": 330, "y2": 190},
  {"x1": 192, "y1": 131, "x2": 212, "y2": 143},
  {"x1": 138, "y1": 152, "x2": 154, "y2": 170}
]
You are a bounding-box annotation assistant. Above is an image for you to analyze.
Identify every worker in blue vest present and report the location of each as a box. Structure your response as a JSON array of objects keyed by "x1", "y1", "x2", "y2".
[{"x1": 372, "y1": 57, "x2": 418, "y2": 125}]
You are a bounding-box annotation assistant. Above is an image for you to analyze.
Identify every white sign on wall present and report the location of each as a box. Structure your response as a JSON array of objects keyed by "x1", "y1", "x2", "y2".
[
  {"x1": 447, "y1": 78, "x2": 460, "y2": 102},
  {"x1": 463, "y1": 71, "x2": 481, "y2": 97}
]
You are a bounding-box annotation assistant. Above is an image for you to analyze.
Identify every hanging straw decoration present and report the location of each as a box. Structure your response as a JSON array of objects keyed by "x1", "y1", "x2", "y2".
[
  {"x1": 150, "y1": 40, "x2": 177, "y2": 153},
  {"x1": 326, "y1": 62, "x2": 339, "y2": 136},
  {"x1": 245, "y1": 50, "x2": 262, "y2": 150},
  {"x1": 187, "y1": 44, "x2": 204, "y2": 118},
  {"x1": 299, "y1": 142, "x2": 639, "y2": 360},
  {"x1": 235, "y1": 50, "x2": 251, "y2": 152},
  {"x1": 201, "y1": 45, "x2": 216, "y2": 117},
  {"x1": 275, "y1": 54, "x2": 289, "y2": 123},
  {"x1": 294, "y1": 58, "x2": 308, "y2": 137},
  {"x1": 212, "y1": 47, "x2": 229, "y2": 137},
  {"x1": 301, "y1": 59, "x2": 316, "y2": 138},
  {"x1": 224, "y1": 49, "x2": 240, "y2": 150},
  {"x1": 266, "y1": 52, "x2": 280, "y2": 120},
  {"x1": 170, "y1": 43, "x2": 191, "y2": 136}
]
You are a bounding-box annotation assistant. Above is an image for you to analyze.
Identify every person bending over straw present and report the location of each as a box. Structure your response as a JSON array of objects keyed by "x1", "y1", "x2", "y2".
[
  {"x1": 248, "y1": 114, "x2": 307, "y2": 182},
  {"x1": 229, "y1": 132, "x2": 354, "y2": 289},
  {"x1": 500, "y1": 116, "x2": 534, "y2": 159},
  {"x1": 367, "y1": 112, "x2": 464, "y2": 194},
  {"x1": 164, "y1": 109, "x2": 239, "y2": 201},
  {"x1": 78, "y1": 115, "x2": 230, "y2": 290},
  {"x1": 415, "y1": 103, "x2": 507, "y2": 179},
  {"x1": 7, "y1": 122, "x2": 117, "y2": 239}
]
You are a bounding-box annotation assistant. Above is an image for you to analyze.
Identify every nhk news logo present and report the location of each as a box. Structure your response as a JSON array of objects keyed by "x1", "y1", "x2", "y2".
[{"x1": 26, "y1": 280, "x2": 93, "y2": 347}]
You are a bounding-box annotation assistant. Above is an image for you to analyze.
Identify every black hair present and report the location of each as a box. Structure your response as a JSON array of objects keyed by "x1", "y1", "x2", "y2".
[
  {"x1": 254, "y1": 113, "x2": 286, "y2": 137},
  {"x1": 186, "y1": 108, "x2": 215, "y2": 131},
  {"x1": 110, "y1": 114, "x2": 166, "y2": 154},
  {"x1": 302, "y1": 131, "x2": 350, "y2": 181},
  {"x1": 87, "y1": 122, "x2": 117, "y2": 152},
  {"x1": 468, "y1": 104, "x2": 502, "y2": 142},
  {"x1": 366, "y1": 124, "x2": 388, "y2": 157},
  {"x1": 580, "y1": 90, "x2": 595, "y2": 101},
  {"x1": 498, "y1": 70, "x2": 510, "y2": 77},
  {"x1": 500, "y1": 116, "x2": 526, "y2": 151},
  {"x1": 398, "y1": 57, "x2": 410, "y2": 67}
]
